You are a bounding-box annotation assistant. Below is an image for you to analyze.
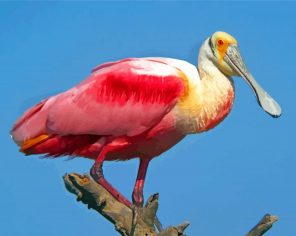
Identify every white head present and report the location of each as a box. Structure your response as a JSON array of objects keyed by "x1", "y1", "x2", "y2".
[{"x1": 199, "y1": 31, "x2": 281, "y2": 118}]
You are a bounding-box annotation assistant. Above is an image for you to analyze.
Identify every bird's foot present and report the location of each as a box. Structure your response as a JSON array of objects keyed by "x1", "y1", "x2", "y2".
[
  {"x1": 90, "y1": 162, "x2": 132, "y2": 207},
  {"x1": 132, "y1": 188, "x2": 144, "y2": 208}
]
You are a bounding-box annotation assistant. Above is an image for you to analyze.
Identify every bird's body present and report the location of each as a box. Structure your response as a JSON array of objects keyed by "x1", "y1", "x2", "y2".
[
  {"x1": 11, "y1": 32, "x2": 281, "y2": 208},
  {"x1": 12, "y1": 56, "x2": 234, "y2": 161}
]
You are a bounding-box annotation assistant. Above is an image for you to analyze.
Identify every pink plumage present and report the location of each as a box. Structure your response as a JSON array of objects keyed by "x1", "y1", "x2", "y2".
[{"x1": 11, "y1": 58, "x2": 186, "y2": 160}]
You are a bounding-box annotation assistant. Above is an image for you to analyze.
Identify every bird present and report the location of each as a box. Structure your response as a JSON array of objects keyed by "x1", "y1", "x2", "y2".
[{"x1": 11, "y1": 31, "x2": 281, "y2": 208}]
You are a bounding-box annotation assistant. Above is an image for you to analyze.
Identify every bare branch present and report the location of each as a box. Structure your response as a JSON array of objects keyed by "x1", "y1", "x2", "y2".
[
  {"x1": 246, "y1": 214, "x2": 278, "y2": 236},
  {"x1": 63, "y1": 173, "x2": 189, "y2": 236},
  {"x1": 63, "y1": 173, "x2": 278, "y2": 236}
]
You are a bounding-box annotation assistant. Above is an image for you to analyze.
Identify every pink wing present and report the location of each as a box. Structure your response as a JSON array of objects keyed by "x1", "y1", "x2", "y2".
[{"x1": 12, "y1": 58, "x2": 186, "y2": 143}]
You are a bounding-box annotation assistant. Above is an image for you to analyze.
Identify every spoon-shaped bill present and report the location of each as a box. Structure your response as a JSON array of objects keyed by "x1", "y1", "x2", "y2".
[{"x1": 224, "y1": 45, "x2": 281, "y2": 118}]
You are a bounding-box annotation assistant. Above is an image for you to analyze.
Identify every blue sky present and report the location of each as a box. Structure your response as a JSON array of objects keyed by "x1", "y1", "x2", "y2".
[{"x1": 1, "y1": 2, "x2": 295, "y2": 235}]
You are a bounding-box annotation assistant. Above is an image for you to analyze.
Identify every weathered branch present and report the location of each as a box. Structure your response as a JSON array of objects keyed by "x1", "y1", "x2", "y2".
[
  {"x1": 246, "y1": 214, "x2": 278, "y2": 236},
  {"x1": 63, "y1": 173, "x2": 277, "y2": 236},
  {"x1": 63, "y1": 173, "x2": 189, "y2": 236}
]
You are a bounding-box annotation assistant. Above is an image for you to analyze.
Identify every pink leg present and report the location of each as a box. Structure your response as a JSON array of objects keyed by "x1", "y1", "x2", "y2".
[
  {"x1": 90, "y1": 148, "x2": 132, "y2": 207},
  {"x1": 132, "y1": 159, "x2": 150, "y2": 207},
  {"x1": 132, "y1": 159, "x2": 164, "y2": 232}
]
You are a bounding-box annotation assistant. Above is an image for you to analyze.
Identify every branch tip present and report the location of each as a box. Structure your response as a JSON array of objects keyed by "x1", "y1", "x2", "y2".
[
  {"x1": 246, "y1": 213, "x2": 278, "y2": 236},
  {"x1": 176, "y1": 221, "x2": 190, "y2": 233}
]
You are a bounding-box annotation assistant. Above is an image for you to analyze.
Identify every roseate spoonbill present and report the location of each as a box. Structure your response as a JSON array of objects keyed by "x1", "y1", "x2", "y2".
[{"x1": 11, "y1": 31, "x2": 281, "y2": 208}]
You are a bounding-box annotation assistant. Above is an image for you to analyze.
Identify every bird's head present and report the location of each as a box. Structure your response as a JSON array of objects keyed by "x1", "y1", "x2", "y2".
[{"x1": 206, "y1": 31, "x2": 282, "y2": 118}]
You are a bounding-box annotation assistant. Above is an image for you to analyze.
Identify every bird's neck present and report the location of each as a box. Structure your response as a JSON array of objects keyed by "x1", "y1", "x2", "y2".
[
  {"x1": 197, "y1": 59, "x2": 235, "y2": 132},
  {"x1": 177, "y1": 58, "x2": 235, "y2": 134}
]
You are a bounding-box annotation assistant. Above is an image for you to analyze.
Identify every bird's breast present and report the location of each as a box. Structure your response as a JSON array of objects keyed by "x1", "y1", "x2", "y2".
[
  {"x1": 196, "y1": 88, "x2": 234, "y2": 132},
  {"x1": 176, "y1": 75, "x2": 235, "y2": 134}
]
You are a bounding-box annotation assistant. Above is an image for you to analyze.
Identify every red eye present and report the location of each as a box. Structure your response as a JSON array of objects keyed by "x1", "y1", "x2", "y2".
[{"x1": 217, "y1": 39, "x2": 224, "y2": 46}]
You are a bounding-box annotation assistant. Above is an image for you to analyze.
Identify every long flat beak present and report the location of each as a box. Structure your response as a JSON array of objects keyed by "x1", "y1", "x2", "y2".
[{"x1": 224, "y1": 45, "x2": 282, "y2": 118}]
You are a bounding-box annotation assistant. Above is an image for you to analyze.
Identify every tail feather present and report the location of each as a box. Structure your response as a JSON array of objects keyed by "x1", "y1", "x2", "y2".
[
  {"x1": 19, "y1": 134, "x2": 51, "y2": 153},
  {"x1": 11, "y1": 95, "x2": 104, "y2": 159},
  {"x1": 22, "y1": 134, "x2": 103, "y2": 159}
]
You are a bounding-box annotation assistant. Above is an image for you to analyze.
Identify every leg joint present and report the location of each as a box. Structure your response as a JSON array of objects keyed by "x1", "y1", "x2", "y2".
[{"x1": 90, "y1": 162, "x2": 104, "y2": 180}]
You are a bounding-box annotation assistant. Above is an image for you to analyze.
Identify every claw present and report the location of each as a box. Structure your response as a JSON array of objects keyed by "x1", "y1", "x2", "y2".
[{"x1": 90, "y1": 162, "x2": 132, "y2": 207}]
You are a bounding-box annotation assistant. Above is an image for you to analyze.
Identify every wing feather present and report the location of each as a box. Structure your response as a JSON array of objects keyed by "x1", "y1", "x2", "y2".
[
  {"x1": 46, "y1": 58, "x2": 186, "y2": 136},
  {"x1": 12, "y1": 58, "x2": 188, "y2": 143}
]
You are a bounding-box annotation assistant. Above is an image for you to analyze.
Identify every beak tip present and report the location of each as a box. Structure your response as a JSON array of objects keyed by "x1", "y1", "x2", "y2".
[
  {"x1": 258, "y1": 93, "x2": 282, "y2": 119},
  {"x1": 271, "y1": 113, "x2": 281, "y2": 118},
  {"x1": 266, "y1": 106, "x2": 282, "y2": 118}
]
